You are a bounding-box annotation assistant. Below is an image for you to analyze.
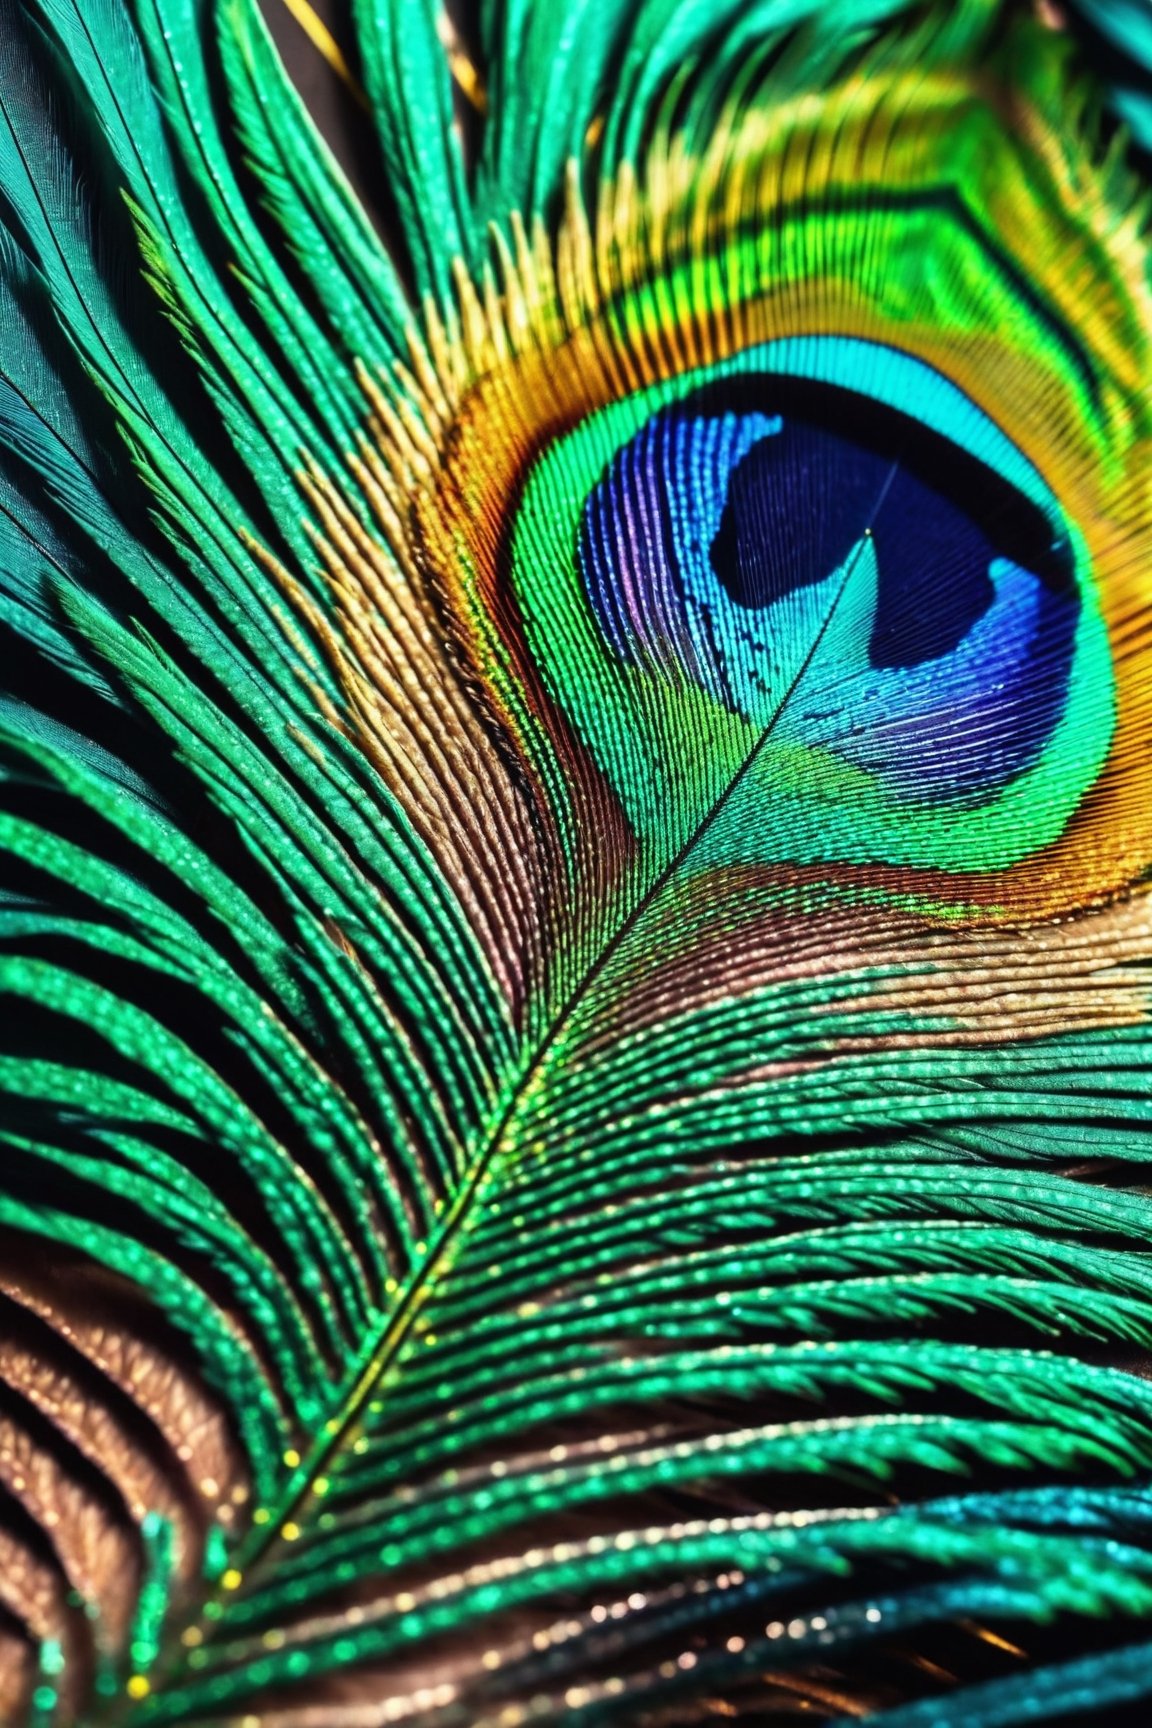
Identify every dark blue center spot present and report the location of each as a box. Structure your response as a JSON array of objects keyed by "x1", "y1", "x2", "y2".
[{"x1": 703, "y1": 377, "x2": 1075, "y2": 670}]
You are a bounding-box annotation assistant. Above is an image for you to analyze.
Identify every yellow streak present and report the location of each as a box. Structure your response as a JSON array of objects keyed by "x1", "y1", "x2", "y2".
[
  {"x1": 447, "y1": 47, "x2": 487, "y2": 113},
  {"x1": 436, "y1": 9, "x2": 488, "y2": 112},
  {"x1": 274, "y1": 0, "x2": 368, "y2": 108},
  {"x1": 962, "y1": 1621, "x2": 1029, "y2": 1659}
]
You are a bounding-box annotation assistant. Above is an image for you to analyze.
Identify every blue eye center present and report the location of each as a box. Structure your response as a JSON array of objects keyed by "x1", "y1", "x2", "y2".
[{"x1": 577, "y1": 375, "x2": 1080, "y2": 804}]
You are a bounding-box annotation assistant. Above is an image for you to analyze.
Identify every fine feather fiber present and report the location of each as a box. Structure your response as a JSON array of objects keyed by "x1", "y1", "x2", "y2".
[{"x1": 5, "y1": 0, "x2": 1152, "y2": 1721}]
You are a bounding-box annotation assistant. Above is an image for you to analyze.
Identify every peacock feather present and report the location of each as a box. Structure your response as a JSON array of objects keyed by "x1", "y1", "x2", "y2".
[{"x1": 4, "y1": 0, "x2": 1152, "y2": 1720}]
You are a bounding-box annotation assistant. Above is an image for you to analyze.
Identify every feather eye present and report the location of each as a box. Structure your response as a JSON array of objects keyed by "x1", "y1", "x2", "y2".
[
  {"x1": 4, "y1": 0, "x2": 1152, "y2": 1724},
  {"x1": 393, "y1": 61, "x2": 1152, "y2": 936}
]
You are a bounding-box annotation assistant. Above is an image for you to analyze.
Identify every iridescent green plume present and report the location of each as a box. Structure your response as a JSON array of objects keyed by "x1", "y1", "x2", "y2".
[{"x1": 2, "y1": 0, "x2": 1152, "y2": 1723}]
